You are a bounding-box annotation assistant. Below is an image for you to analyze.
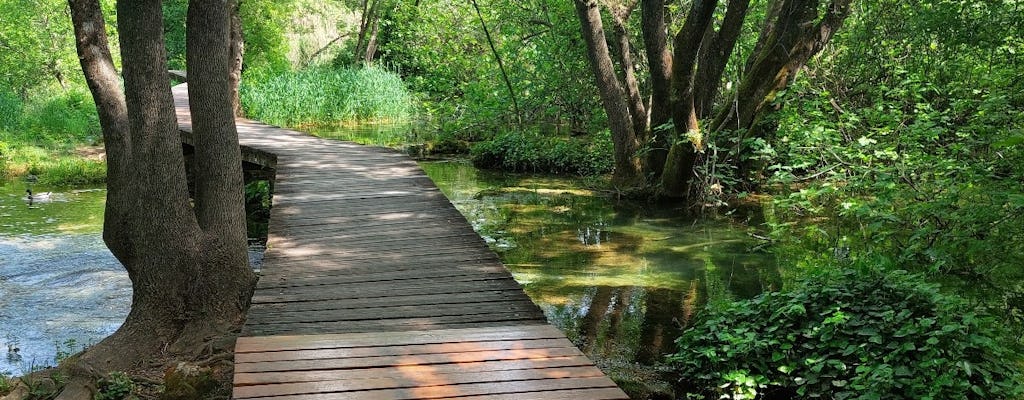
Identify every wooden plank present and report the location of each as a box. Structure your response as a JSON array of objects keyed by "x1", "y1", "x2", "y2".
[
  {"x1": 233, "y1": 377, "x2": 621, "y2": 400},
  {"x1": 253, "y1": 264, "x2": 508, "y2": 289},
  {"x1": 245, "y1": 300, "x2": 542, "y2": 326},
  {"x1": 235, "y1": 325, "x2": 566, "y2": 353},
  {"x1": 234, "y1": 346, "x2": 585, "y2": 373},
  {"x1": 250, "y1": 277, "x2": 524, "y2": 304},
  {"x1": 247, "y1": 290, "x2": 532, "y2": 314},
  {"x1": 235, "y1": 356, "x2": 596, "y2": 386},
  {"x1": 233, "y1": 366, "x2": 608, "y2": 398},
  {"x1": 236, "y1": 337, "x2": 575, "y2": 363},
  {"x1": 443, "y1": 387, "x2": 631, "y2": 400},
  {"x1": 243, "y1": 312, "x2": 547, "y2": 336}
]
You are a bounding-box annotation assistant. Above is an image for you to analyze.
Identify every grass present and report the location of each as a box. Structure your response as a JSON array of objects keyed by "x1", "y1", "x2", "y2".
[
  {"x1": 240, "y1": 66, "x2": 415, "y2": 127},
  {"x1": 1, "y1": 87, "x2": 106, "y2": 185}
]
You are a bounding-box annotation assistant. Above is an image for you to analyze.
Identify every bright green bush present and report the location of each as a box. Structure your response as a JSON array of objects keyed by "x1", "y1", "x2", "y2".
[
  {"x1": 470, "y1": 130, "x2": 612, "y2": 176},
  {"x1": 241, "y1": 66, "x2": 414, "y2": 127},
  {"x1": 669, "y1": 267, "x2": 1023, "y2": 399}
]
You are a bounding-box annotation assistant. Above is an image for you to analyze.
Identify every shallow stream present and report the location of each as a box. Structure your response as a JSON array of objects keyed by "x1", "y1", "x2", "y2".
[{"x1": 421, "y1": 160, "x2": 779, "y2": 395}]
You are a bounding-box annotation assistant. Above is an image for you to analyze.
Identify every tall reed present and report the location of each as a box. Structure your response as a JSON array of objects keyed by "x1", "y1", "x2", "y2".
[{"x1": 241, "y1": 66, "x2": 414, "y2": 127}]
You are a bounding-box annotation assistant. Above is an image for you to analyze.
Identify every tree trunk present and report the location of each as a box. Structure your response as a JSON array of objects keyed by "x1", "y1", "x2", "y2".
[
  {"x1": 694, "y1": 0, "x2": 751, "y2": 118},
  {"x1": 640, "y1": 0, "x2": 672, "y2": 176},
  {"x1": 57, "y1": 0, "x2": 256, "y2": 395},
  {"x1": 574, "y1": 0, "x2": 643, "y2": 187},
  {"x1": 607, "y1": 6, "x2": 648, "y2": 140},
  {"x1": 229, "y1": 0, "x2": 244, "y2": 116},
  {"x1": 660, "y1": 0, "x2": 718, "y2": 198},
  {"x1": 713, "y1": 0, "x2": 853, "y2": 134},
  {"x1": 355, "y1": 0, "x2": 380, "y2": 64},
  {"x1": 187, "y1": 0, "x2": 257, "y2": 337}
]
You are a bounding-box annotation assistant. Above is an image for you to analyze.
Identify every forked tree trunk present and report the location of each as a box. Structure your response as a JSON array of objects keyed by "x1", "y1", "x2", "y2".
[
  {"x1": 574, "y1": 0, "x2": 644, "y2": 187},
  {"x1": 640, "y1": 0, "x2": 672, "y2": 176},
  {"x1": 660, "y1": 0, "x2": 718, "y2": 198},
  {"x1": 694, "y1": 0, "x2": 751, "y2": 118},
  {"x1": 55, "y1": 0, "x2": 256, "y2": 396},
  {"x1": 713, "y1": 0, "x2": 853, "y2": 135},
  {"x1": 607, "y1": 4, "x2": 648, "y2": 139}
]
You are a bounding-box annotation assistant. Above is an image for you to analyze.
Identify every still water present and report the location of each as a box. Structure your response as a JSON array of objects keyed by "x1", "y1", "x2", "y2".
[
  {"x1": 421, "y1": 160, "x2": 780, "y2": 396},
  {"x1": 0, "y1": 183, "x2": 129, "y2": 374}
]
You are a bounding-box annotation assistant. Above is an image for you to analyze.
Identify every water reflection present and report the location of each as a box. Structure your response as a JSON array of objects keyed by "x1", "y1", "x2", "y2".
[{"x1": 422, "y1": 160, "x2": 780, "y2": 396}]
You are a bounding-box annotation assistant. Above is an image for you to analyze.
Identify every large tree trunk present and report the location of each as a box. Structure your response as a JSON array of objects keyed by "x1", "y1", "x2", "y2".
[
  {"x1": 660, "y1": 0, "x2": 718, "y2": 198},
  {"x1": 574, "y1": 0, "x2": 644, "y2": 187},
  {"x1": 607, "y1": 4, "x2": 648, "y2": 140},
  {"x1": 640, "y1": 0, "x2": 672, "y2": 176},
  {"x1": 694, "y1": 0, "x2": 751, "y2": 118},
  {"x1": 713, "y1": 0, "x2": 853, "y2": 134},
  {"x1": 186, "y1": 0, "x2": 258, "y2": 338},
  {"x1": 53, "y1": 0, "x2": 256, "y2": 396}
]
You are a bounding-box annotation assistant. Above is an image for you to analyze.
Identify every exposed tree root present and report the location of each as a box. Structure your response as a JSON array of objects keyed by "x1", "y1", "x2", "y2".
[{"x1": 1, "y1": 324, "x2": 241, "y2": 400}]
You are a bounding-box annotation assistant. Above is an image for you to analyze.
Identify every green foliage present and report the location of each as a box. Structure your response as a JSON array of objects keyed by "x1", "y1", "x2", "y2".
[
  {"x1": 669, "y1": 267, "x2": 1024, "y2": 399},
  {"x1": 0, "y1": 372, "x2": 12, "y2": 396},
  {"x1": 241, "y1": 66, "x2": 414, "y2": 126},
  {"x1": 0, "y1": 0, "x2": 79, "y2": 94},
  {"x1": 94, "y1": 372, "x2": 135, "y2": 400},
  {"x1": 376, "y1": 0, "x2": 602, "y2": 136},
  {"x1": 161, "y1": 0, "x2": 188, "y2": 70},
  {"x1": 239, "y1": 0, "x2": 296, "y2": 77},
  {"x1": 761, "y1": 0, "x2": 1024, "y2": 329},
  {"x1": 470, "y1": 130, "x2": 613, "y2": 176},
  {"x1": 163, "y1": 0, "x2": 294, "y2": 75},
  {"x1": 22, "y1": 89, "x2": 102, "y2": 146}
]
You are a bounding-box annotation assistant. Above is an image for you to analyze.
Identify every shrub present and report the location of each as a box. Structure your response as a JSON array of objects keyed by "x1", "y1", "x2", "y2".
[
  {"x1": 470, "y1": 130, "x2": 612, "y2": 176},
  {"x1": 669, "y1": 266, "x2": 1023, "y2": 399},
  {"x1": 94, "y1": 372, "x2": 135, "y2": 400}
]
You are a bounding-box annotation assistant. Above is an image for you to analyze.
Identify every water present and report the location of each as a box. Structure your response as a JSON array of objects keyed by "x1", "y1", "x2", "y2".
[
  {"x1": 0, "y1": 182, "x2": 128, "y2": 374},
  {"x1": 421, "y1": 160, "x2": 780, "y2": 396},
  {"x1": 0, "y1": 181, "x2": 268, "y2": 375}
]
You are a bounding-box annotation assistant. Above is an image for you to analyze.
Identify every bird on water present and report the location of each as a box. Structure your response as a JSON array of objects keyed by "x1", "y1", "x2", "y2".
[{"x1": 25, "y1": 189, "x2": 52, "y2": 202}]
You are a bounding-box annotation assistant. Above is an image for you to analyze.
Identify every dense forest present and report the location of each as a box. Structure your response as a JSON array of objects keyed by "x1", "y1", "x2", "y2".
[{"x1": 1, "y1": 0, "x2": 1022, "y2": 398}]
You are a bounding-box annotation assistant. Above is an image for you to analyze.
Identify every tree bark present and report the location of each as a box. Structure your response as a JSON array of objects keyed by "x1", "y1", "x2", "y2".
[
  {"x1": 607, "y1": 4, "x2": 648, "y2": 139},
  {"x1": 229, "y1": 0, "x2": 244, "y2": 116},
  {"x1": 574, "y1": 0, "x2": 643, "y2": 187},
  {"x1": 640, "y1": 0, "x2": 672, "y2": 176},
  {"x1": 694, "y1": 0, "x2": 751, "y2": 118},
  {"x1": 713, "y1": 0, "x2": 852, "y2": 134},
  {"x1": 660, "y1": 0, "x2": 718, "y2": 198},
  {"x1": 187, "y1": 0, "x2": 257, "y2": 333}
]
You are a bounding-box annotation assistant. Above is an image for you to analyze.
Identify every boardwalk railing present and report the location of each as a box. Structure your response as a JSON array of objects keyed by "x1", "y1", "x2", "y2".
[{"x1": 172, "y1": 84, "x2": 629, "y2": 400}]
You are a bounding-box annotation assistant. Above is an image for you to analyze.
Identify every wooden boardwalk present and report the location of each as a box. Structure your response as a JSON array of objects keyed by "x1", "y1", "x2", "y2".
[{"x1": 172, "y1": 85, "x2": 629, "y2": 399}]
